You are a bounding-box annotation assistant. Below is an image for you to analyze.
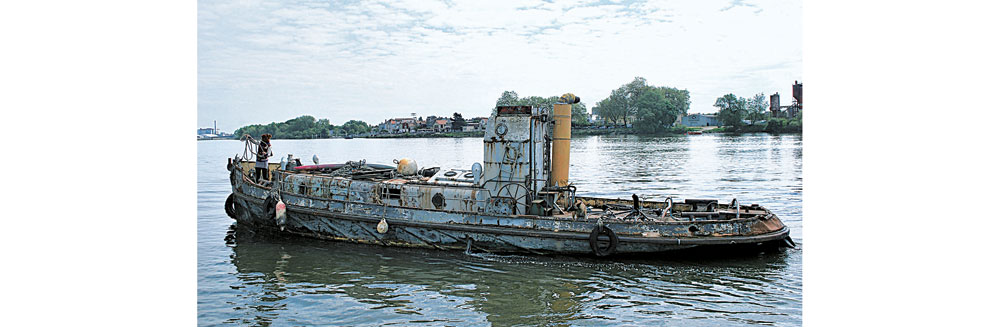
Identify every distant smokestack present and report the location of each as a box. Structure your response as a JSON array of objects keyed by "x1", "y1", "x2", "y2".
[
  {"x1": 793, "y1": 81, "x2": 802, "y2": 105},
  {"x1": 214, "y1": 120, "x2": 217, "y2": 134}
]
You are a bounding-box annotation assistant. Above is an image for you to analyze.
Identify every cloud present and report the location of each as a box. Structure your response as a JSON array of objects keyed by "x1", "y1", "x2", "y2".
[
  {"x1": 199, "y1": 0, "x2": 801, "y2": 130},
  {"x1": 721, "y1": 0, "x2": 763, "y2": 14}
]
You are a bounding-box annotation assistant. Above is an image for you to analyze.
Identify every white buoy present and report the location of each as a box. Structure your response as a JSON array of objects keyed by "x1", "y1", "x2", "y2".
[
  {"x1": 377, "y1": 218, "x2": 389, "y2": 234},
  {"x1": 275, "y1": 200, "x2": 287, "y2": 230}
]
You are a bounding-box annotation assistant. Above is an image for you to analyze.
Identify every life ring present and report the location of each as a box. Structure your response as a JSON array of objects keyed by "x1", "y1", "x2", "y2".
[
  {"x1": 263, "y1": 196, "x2": 277, "y2": 220},
  {"x1": 225, "y1": 193, "x2": 240, "y2": 219},
  {"x1": 589, "y1": 225, "x2": 619, "y2": 257}
]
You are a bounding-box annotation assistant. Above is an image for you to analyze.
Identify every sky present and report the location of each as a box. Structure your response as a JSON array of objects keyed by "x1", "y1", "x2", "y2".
[{"x1": 198, "y1": 0, "x2": 801, "y2": 131}]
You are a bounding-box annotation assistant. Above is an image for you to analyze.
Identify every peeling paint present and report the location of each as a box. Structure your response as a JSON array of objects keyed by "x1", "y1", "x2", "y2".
[{"x1": 225, "y1": 104, "x2": 790, "y2": 256}]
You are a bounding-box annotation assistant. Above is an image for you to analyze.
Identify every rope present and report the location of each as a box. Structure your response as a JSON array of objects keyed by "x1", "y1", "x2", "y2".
[
  {"x1": 240, "y1": 136, "x2": 258, "y2": 162},
  {"x1": 240, "y1": 135, "x2": 272, "y2": 162}
]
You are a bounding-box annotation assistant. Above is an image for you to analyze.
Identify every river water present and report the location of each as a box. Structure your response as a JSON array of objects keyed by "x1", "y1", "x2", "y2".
[{"x1": 198, "y1": 134, "x2": 802, "y2": 326}]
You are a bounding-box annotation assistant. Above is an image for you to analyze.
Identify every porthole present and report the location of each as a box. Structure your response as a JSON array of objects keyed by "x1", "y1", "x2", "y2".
[
  {"x1": 432, "y1": 193, "x2": 446, "y2": 209},
  {"x1": 495, "y1": 123, "x2": 508, "y2": 136}
]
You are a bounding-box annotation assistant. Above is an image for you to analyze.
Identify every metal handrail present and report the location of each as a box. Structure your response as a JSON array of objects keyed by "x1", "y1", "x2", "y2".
[{"x1": 661, "y1": 197, "x2": 673, "y2": 219}]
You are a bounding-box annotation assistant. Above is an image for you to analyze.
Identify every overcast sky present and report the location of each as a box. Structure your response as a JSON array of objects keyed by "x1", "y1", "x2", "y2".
[{"x1": 198, "y1": 0, "x2": 801, "y2": 131}]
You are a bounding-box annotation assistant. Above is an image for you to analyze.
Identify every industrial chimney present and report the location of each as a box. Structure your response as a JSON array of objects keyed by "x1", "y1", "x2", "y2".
[
  {"x1": 550, "y1": 93, "x2": 579, "y2": 187},
  {"x1": 792, "y1": 81, "x2": 802, "y2": 105}
]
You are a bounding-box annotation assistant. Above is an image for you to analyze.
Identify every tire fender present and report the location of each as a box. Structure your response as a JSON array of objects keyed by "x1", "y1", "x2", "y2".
[
  {"x1": 224, "y1": 193, "x2": 239, "y2": 219},
  {"x1": 263, "y1": 196, "x2": 277, "y2": 220},
  {"x1": 589, "y1": 225, "x2": 619, "y2": 257}
]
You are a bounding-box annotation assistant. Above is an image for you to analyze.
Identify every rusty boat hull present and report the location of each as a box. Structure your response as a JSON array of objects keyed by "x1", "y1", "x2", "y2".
[
  {"x1": 225, "y1": 99, "x2": 792, "y2": 257},
  {"x1": 226, "y1": 166, "x2": 791, "y2": 256}
]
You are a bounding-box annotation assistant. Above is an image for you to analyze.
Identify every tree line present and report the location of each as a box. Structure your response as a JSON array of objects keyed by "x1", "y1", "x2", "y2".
[
  {"x1": 492, "y1": 78, "x2": 690, "y2": 134},
  {"x1": 493, "y1": 91, "x2": 590, "y2": 126},
  {"x1": 235, "y1": 82, "x2": 799, "y2": 140},
  {"x1": 592, "y1": 77, "x2": 690, "y2": 133},
  {"x1": 713, "y1": 93, "x2": 801, "y2": 133},
  {"x1": 233, "y1": 115, "x2": 370, "y2": 139}
]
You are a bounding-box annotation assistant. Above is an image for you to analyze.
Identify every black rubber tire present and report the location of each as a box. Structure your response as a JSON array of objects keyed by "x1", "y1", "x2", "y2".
[
  {"x1": 263, "y1": 196, "x2": 277, "y2": 220},
  {"x1": 589, "y1": 225, "x2": 619, "y2": 257},
  {"x1": 225, "y1": 193, "x2": 239, "y2": 219}
]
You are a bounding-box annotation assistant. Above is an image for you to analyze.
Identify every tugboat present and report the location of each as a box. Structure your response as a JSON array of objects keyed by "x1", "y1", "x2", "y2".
[{"x1": 224, "y1": 94, "x2": 793, "y2": 257}]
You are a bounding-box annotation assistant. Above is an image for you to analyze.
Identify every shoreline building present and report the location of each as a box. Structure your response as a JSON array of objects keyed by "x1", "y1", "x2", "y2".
[
  {"x1": 197, "y1": 120, "x2": 231, "y2": 139},
  {"x1": 433, "y1": 118, "x2": 451, "y2": 132},
  {"x1": 680, "y1": 113, "x2": 720, "y2": 127},
  {"x1": 377, "y1": 117, "x2": 423, "y2": 134},
  {"x1": 469, "y1": 117, "x2": 488, "y2": 131}
]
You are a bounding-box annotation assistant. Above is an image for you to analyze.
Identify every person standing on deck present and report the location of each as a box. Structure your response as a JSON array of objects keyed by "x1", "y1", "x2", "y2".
[{"x1": 243, "y1": 133, "x2": 273, "y2": 182}]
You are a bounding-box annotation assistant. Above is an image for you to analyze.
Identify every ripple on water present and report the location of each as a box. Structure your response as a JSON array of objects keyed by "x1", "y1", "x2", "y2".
[{"x1": 198, "y1": 135, "x2": 802, "y2": 326}]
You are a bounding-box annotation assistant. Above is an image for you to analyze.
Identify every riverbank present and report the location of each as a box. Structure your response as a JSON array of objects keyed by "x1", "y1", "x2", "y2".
[
  {"x1": 365, "y1": 126, "x2": 700, "y2": 138},
  {"x1": 365, "y1": 129, "x2": 644, "y2": 138},
  {"x1": 367, "y1": 131, "x2": 485, "y2": 138},
  {"x1": 703, "y1": 125, "x2": 802, "y2": 134},
  {"x1": 233, "y1": 125, "x2": 799, "y2": 141}
]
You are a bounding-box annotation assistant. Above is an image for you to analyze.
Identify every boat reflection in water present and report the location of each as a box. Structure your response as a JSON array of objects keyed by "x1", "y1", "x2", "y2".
[{"x1": 225, "y1": 224, "x2": 799, "y2": 326}]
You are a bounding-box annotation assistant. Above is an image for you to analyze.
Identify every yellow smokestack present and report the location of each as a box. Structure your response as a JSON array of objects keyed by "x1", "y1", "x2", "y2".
[{"x1": 551, "y1": 93, "x2": 579, "y2": 187}]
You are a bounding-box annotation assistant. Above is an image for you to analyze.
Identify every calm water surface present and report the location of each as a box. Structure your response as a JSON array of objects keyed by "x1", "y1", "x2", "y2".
[{"x1": 198, "y1": 134, "x2": 802, "y2": 326}]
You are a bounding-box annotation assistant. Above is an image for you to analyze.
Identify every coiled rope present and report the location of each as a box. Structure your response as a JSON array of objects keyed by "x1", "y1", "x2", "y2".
[{"x1": 240, "y1": 135, "x2": 258, "y2": 162}]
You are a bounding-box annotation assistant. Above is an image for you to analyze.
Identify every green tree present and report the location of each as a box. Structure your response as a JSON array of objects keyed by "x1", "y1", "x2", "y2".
[
  {"x1": 595, "y1": 77, "x2": 688, "y2": 130},
  {"x1": 622, "y1": 77, "x2": 649, "y2": 124},
  {"x1": 664, "y1": 87, "x2": 690, "y2": 119},
  {"x1": 493, "y1": 90, "x2": 593, "y2": 127},
  {"x1": 236, "y1": 115, "x2": 335, "y2": 139},
  {"x1": 714, "y1": 94, "x2": 747, "y2": 127},
  {"x1": 633, "y1": 86, "x2": 690, "y2": 133},
  {"x1": 452, "y1": 112, "x2": 467, "y2": 130},
  {"x1": 571, "y1": 102, "x2": 589, "y2": 125},
  {"x1": 594, "y1": 88, "x2": 628, "y2": 126},
  {"x1": 496, "y1": 90, "x2": 520, "y2": 106},
  {"x1": 342, "y1": 120, "x2": 370, "y2": 135},
  {"x1": 514, "y1": 95, "x2": 558, "y2": 111},
  {"x1": 746, "y1": 93, "x2": 768, "y2": 126},
  {"x1": 633, "y1": 87, "x2": 668, "y2": 133},
  {"x1": 592, "y1": 76, "x2": 656, "y2": 127}
]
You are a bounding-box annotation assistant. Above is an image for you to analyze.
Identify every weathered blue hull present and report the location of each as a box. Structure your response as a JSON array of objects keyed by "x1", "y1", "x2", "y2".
[
  {"x1": 227, "y1": 100, "x2": 793, "y2": 257},
  {"x1": 228, "y1": 171, "x2": 791, "y2": 256}
]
